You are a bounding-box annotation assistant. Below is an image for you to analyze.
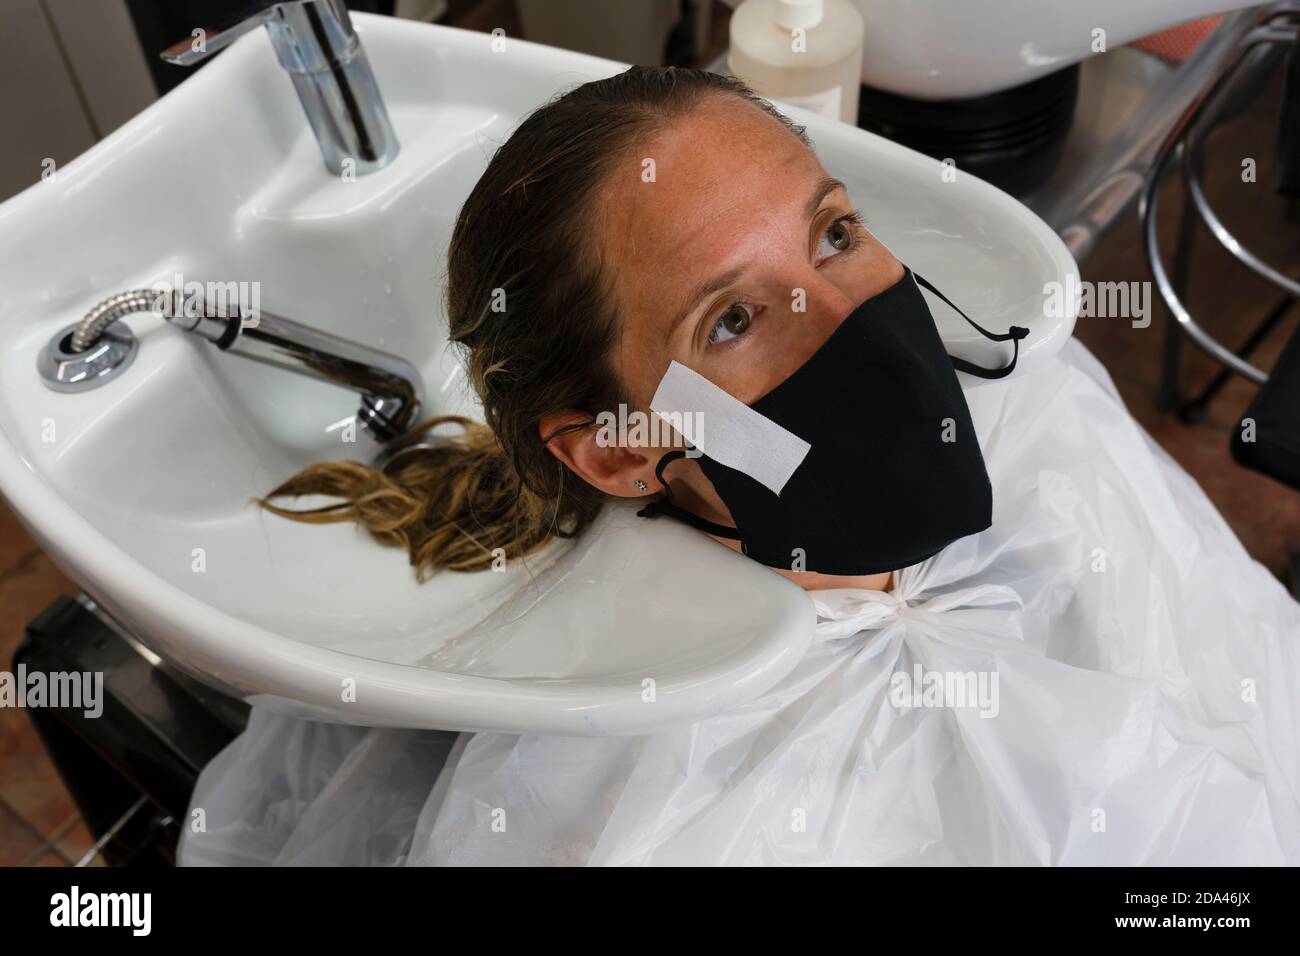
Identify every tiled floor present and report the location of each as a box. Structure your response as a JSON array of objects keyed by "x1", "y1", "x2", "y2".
[{"x1": 2, "y1": 8, "x2": 1297, "y2": 866}]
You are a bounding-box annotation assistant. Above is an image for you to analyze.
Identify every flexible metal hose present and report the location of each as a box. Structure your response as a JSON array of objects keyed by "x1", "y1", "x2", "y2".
[{"x1": 70, "y1": 289, "x2": 165, "y2": 353}]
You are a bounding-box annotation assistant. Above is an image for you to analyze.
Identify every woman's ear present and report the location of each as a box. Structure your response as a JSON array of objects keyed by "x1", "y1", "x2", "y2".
[{"x1": 538, "y1": 410, "x2": 658, "y2": 498}]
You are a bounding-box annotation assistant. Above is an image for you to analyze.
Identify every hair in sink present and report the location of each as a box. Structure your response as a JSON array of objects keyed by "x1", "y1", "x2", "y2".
[{"x1": 253, "y1": 65, "x2": 812, "y2": 578}]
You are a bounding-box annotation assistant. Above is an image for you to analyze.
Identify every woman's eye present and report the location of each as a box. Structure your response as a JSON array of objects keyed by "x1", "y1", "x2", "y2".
[
  {"x1": 816, "y1": 215, "x2": 859, "y2": 262},
  {"x1": 707, "y1": 302, "x2": 755, "y2": 345}
]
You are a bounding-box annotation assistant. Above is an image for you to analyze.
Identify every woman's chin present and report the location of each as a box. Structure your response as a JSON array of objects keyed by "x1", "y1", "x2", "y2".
[{"x1": 773, "y1": 564, "x2": 894, "y2": 595}]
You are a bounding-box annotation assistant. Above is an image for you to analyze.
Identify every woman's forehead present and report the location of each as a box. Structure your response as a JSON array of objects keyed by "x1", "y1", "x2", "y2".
[{"x1": 599, "y1": 102, "x2": 826, "y2": 305}]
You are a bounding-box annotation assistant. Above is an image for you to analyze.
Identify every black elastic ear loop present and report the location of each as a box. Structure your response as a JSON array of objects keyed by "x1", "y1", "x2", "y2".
[
  {"x1": 635, "y1": 448, "x2": 743, "y2": 540},
  {"x1": 913, "y1": 271, "x2": 1031, "y2": 380}
]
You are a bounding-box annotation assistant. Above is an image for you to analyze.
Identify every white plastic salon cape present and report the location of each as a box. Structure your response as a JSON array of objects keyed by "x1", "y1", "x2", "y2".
[{"x1": 177, "y1": 336, "x2": 1300, "y2": 866}]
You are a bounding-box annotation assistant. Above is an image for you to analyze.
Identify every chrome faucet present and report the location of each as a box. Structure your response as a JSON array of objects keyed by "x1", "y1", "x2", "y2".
[
  {"x1": 161, "y1": 0, "x2": 400, "y2": 176},
  {"x1": 39, "y1": 289, "x2": 424, "y2": 446}
]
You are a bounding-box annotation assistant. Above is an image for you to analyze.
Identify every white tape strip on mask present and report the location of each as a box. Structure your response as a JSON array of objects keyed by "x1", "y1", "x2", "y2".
[{"x1": 649, "y1": 360, "x2": 812, "y2": 496}]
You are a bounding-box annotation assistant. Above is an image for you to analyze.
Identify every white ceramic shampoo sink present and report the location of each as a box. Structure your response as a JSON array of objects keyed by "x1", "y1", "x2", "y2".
[{"x1": 0, "y1": 17, "x2": 1077, "y2": 735}]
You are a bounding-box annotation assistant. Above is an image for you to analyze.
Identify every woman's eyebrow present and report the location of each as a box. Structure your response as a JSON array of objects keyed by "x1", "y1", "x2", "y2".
[
  {"x1": 804, "y1": 175, "x2": 847, "y2": 221},
  {"x1": 665, "y1": 266, "x2": 744, "y2": 344},
  {"x1": 664, "y1": 176, "x2": 849, "y2": 345}
]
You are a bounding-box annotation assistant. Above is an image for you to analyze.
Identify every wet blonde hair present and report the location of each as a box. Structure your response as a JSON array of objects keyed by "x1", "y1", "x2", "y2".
[{"x1": 255, "y1": 66, "x2": 812, "y2": 578}]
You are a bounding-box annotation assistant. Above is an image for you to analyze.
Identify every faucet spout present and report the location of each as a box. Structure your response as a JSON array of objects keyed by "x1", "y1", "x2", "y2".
[
  {"x1": 45, "y1": 288, "x2": 423, "y2": 445},
  {"x1": 161, "y1": 0, "x2": 399, "y2": 176},
  {"x1": 163, "y1": 292, "x2": 423, "y2": 443}
]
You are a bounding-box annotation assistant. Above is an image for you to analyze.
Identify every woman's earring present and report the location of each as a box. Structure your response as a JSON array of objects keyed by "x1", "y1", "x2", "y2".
[{"x1": 634, "y1": 479, "x2": 648, "y2": 492}]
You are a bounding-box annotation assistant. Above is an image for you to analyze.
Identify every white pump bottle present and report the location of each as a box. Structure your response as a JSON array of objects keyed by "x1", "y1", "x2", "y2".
[{"x1": 726, "y1": 0, "x2": 865, "y2": 124}]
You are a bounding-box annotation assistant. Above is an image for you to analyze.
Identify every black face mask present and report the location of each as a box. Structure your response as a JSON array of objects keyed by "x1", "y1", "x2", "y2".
[{"x1": 635, "y1": 265, "x2": 1029, "y2": 576}]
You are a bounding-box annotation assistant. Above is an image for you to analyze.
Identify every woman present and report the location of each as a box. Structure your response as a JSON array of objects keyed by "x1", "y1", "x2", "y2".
[{"x1": 178, "y1": 66, "x2": 1300, "y2": 866}]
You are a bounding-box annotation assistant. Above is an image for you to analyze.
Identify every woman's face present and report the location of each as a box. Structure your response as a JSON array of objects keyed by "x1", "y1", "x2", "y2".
[{"x1": 541, "y1": 95, "x2": 904, "y2": 583}]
